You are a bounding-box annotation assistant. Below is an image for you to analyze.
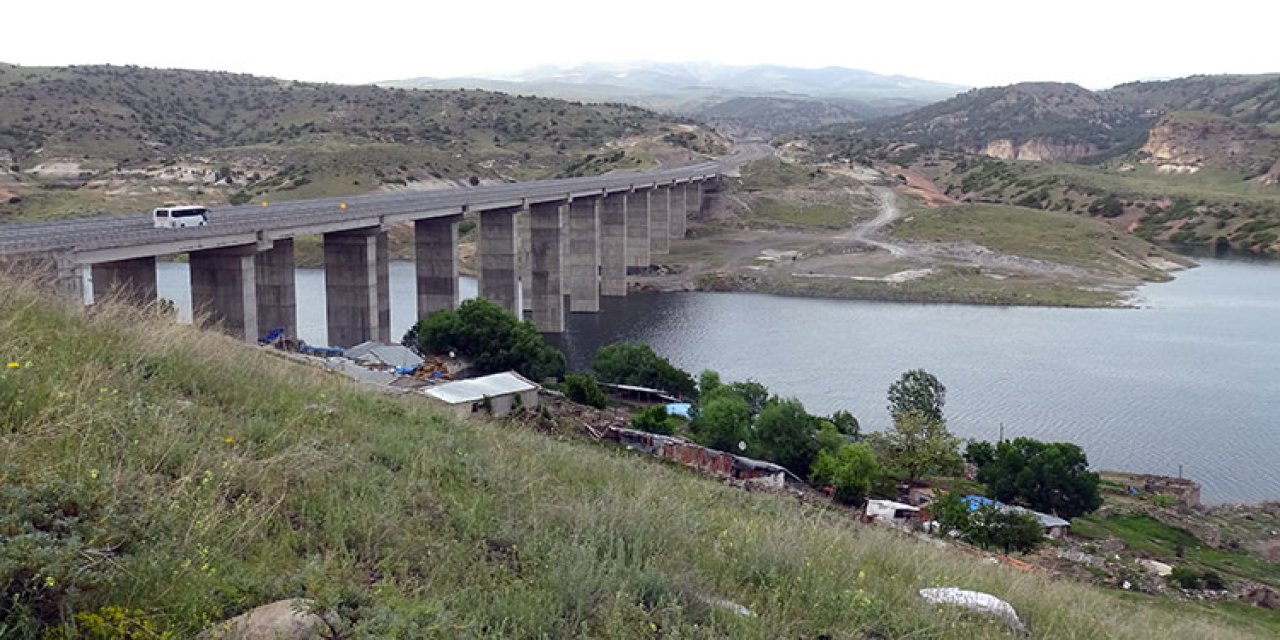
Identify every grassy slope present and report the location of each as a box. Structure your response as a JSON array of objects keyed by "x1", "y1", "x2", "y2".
[
  {"x1": 0, "y1": 284, "x2": 1273, "y2": 638},
  {"x1": 892, "y1": 203, "x2": 1181, "y2": 281}
]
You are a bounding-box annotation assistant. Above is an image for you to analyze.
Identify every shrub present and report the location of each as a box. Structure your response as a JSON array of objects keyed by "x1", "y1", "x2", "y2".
[
  {"x1": 810, "y1": 443, "x2": 880, "y2": 506},
  {"x1": 631, "y1": 405, "x2": 679, "y2": 436},
  {"x1": 1, "y1": 475, "x2": 139, "y2": 633},
  {"x1": 564, "y1": 373, "x2": 606, "y2": 409},
  {"x1": 592, "y1": 342, "x2": 696, "y2": 400},
  {"x1": 409, "y1": 298, "x2": 565, "y2": 381}
]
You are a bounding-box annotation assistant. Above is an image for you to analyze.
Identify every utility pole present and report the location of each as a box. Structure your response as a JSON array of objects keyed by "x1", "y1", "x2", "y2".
[{"x1": 998, "y1": 423, "x2": 1004, "y2": 443}]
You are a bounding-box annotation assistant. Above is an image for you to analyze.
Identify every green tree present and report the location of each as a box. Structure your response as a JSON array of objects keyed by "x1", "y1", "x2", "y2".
[
  {"x1": 887, "y1": 369, "x2": 946, "y2": 422},
  {"x1": 964, "y1": 440, "x2": 997, "y2": 467},
  {"x1": 727, "y1": 380, "x2": 770, "y2": 416},
  {"x1": 632, "y1": 405, "x2": 679, "y2": 435},
  {"x1": 698, "y1": 369, "x2": 722, "y2": 397},
  {"x1": 929, "y1": 491, "x2": 972, "y2": 538},
  {"x1": 868, "y1": 410, "x2": 962, "y2": 482},
  {"x1": 976, "y1": 437, "x2": 1102, "y2": 519},
  {"x1": 809, "y1": 443, "x2": 881, "y2": 505},
  {"x1": 989, "y1": 508, "x2": 1045, "y2": 554},
  {"x1": 830, "y1": 409, "x2": 861, "y2": 438},
  {"x1": 564, "y1": 373, "x2": 607, "y2": 409},
  {"x1": 692, "y1": 394, "x2": 752, "y2": 453},
  {"x1": 410, "y1": 298, "x2": 565, "y2": 381},
  {"x1": 592, "y1": 342, "x2": 697, "y2": 399},
  {"x1": 752, "y1": 397, "x2": 820, "y2": 473}
]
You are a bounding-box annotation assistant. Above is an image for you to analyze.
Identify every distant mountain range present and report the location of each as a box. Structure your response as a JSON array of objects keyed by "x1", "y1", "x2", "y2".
[{"x1": 382, "y1": 62, "x2": 967, "y2": 132}]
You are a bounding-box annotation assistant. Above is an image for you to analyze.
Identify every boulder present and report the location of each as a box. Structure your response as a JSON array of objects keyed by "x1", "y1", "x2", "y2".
[{"x1": 200, "y1": 599, "x2": 328, "y2": 640}]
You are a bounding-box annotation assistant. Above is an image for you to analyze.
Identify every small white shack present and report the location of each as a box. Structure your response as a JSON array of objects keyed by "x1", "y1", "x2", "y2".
[
  {"x1": 423, "y1": 371, "x2": 539, "y2": 418},
  {"x1": 866, "y1": 499, "x2": 921, "y2": 525}
]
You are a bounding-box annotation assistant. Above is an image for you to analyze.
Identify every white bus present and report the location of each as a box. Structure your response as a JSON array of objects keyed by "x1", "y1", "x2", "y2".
[{"x1": 152, "y1": 205, "x2": 209, "y2": 229}]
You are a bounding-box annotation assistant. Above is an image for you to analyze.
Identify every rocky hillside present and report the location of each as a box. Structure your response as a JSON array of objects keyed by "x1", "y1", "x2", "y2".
[
  {"x1": 1109, "y1": 74, "x2": 1280, "y2": 124},
  {"x1": 857, "y1": 82, "x2": 1152, "y2": 161},
  {"x1": 0, "y1": 63, "x2": 724, "y2": 221},
  {"x1": 1138, "y1": 112, "x2": 1280, "y2": 178}
]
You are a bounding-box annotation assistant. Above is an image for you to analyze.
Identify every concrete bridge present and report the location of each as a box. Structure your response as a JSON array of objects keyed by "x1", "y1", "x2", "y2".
[{"x1": 0, "y1": 159, "x2": 733, "y2": 347}]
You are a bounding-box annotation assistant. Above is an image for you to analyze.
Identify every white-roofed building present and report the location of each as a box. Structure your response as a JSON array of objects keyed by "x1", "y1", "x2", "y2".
[{"x1": 423, "y1": 371, "x2": 539, "y2": 418}]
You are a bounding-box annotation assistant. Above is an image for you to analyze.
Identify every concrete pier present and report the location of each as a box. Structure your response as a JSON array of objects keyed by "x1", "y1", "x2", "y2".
[
  {"x1": 626, "y1": 188, "x2": 651, "y2": 268},
  {"x1": 568, "y1": 195, "x2": 601, "y2": 312},
  {"x1": 415, "y1": 215, "x2": 460, "y2": 318},
  {"x1": 190, "y1": 245, "x2": 258, "y2": 341},
  {"x1": 478, "y1": 206, "x2": 520, "y2": 316},
  {"x1": 518, "y1": 209, "x2": 533, "y2": 311},
  {"x1": 650, "y1": 185, "x2": 670, "y2": 255},
  {"x1": 670, "y1": 183, "x2": 688, "y2": 239},
  {"x1": 529, "y1": 201, "x2": 565, "y2": 332},
  {"x1": 254, "y1": 238, "x2": 296, "y2": 339},
  {"x1": 91, "y1": 256, "x2": 156, "y2": 303},
  {"x1": 323, "y1": 227, "x2": 390, "y2": 348},
  {"x1": 599, "y1": 191, "x2": 628, "y2": 297}
]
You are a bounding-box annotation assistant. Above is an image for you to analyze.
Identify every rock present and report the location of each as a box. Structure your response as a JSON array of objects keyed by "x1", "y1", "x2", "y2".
[
  {"x1": 1241, "y1": 585, "x2": 1280, "y2": 610},
  {"x1": 200, "y1": 599, "x2": 328, "y2": 640},
  {"x1": 1138, "y1": 559, "x2": 1173, "y2": 577}
]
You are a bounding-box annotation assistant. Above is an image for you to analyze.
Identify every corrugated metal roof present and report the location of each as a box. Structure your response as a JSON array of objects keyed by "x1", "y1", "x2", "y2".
[
  {"x1": 345, "y1": 341, "x2": 423, "y2": 369},
  {"x1": 423, "y1": 371, "x2": 539, "y2": 404}
]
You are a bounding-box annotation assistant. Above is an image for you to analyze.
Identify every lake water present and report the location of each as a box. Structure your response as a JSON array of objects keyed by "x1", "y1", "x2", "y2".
[{"x1": 149, "y1": 258, "x2": 1280, "y2": 504}]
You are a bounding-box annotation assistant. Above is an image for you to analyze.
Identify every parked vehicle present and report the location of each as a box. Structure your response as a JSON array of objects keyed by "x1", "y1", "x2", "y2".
[{"x1": 152, "y1": 205, "x2": 208, "y2": 228}]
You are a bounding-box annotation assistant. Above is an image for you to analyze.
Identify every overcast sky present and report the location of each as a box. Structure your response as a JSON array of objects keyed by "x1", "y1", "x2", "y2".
[{"x1": 3, "y1": 0, "x2": 1275, "y2": 89}]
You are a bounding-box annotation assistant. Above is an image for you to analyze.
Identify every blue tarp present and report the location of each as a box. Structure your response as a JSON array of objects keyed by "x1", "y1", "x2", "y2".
[
  {"x1": 963, "y1": 495, "x2": 1002, "y2": 511},
  {"x1": 666, "y1": 403, "x2": 693, "y2": 419}
]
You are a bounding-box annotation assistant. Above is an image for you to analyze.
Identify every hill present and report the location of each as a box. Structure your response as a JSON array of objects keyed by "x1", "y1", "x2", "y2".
[
  {"x1": 695, "y1": 95, "x2": 923, "y2": 134},
  {"x1": 857, "y1": 82, "x2": 1152, "y2": 161},
  {"x1": 1108, "y1": 74, "x2": 1280, "y2": 124},
  {"x1": 802, "y1": 74, "x2": 1280, "y2": 255},
  {"x1": 0, "y1": 63, "x2": 723, "y2": 222},
  {"x1": 0, "y1": 279, "x2": 1273, "y2": 638}
]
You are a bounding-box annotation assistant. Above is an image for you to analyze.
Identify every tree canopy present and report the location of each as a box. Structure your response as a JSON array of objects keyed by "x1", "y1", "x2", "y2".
[
  {"x1": 592, "y1": 342, "x2": 697, "y2": 399},
  {"x1": 751, "y1": 397, "x2": 821, "y2": 473},
  {"x1": 692, "y1": 394, "x2": 752, "y2": 453},
  {"x1": 975, "y1": 437, "x2": 1102, "y2": 519},
  {"x1": 411, "y1": 298, "x2": 565, "y2": 382},
  {"x1": 867, "y1": 410, "x2": 962, "y2": 482},
  {"x1": 887, "y1": 369, "x2": 946, "y2": 422},
  {"x1": 810, "y1": 443, "x2": 881, "y2": 506}
]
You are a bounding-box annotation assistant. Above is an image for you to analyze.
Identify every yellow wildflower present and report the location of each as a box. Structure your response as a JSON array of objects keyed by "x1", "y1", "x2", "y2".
[
  {"x1": 223, "y1": 437, "x2": 235, "y2": 444},
  {"x1": 89, "y1": 469, "x2": 99, "y2": 480},
  {"x1": 44, "y1": 576, "x2": 55, "y2": 588},
  {"x1": 5, "y1": 362, "x2": 18, "y2": 369}
]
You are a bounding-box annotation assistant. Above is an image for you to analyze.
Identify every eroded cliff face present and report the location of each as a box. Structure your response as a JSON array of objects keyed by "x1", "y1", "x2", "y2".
[
  {"x1": 980, "y1": 138, "x2": 1099, "y2": 161},
  {"x1": 1139, "y1": 115, "x2": 1279, "y2": 176},
  {"x1": 1263, "y1": 159, "x2": 1280, "y2": 185}
]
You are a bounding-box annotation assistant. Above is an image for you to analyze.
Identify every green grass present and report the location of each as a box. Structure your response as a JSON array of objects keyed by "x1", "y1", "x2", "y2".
[
  {"x1": 1073, "y1": 514, "x2": 1280, "y2": 589},
  {"x1": 893, "y1": 203, "x2": 1180, "y2": 281},
  {"x1": 0, "y1": 279, "x2": 1274, "y2": 637},
  {"x1": 740, "y1": 158, "x2": 815, "y2": 191},
  {"x1": 748, "y1": 198, "x2": 852, "y2": 229}
]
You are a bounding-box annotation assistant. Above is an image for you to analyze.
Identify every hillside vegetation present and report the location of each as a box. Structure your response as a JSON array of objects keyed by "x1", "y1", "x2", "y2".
[
  {"x1": 0, "y1": 281, "x2": 1273, "y2": 638},
  {"x1": 0, "y1": 63, "x2": 723, "y2": 222},
  {"x1": 803, "y1": 74, "x2": 1280, "y2": 255}
]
